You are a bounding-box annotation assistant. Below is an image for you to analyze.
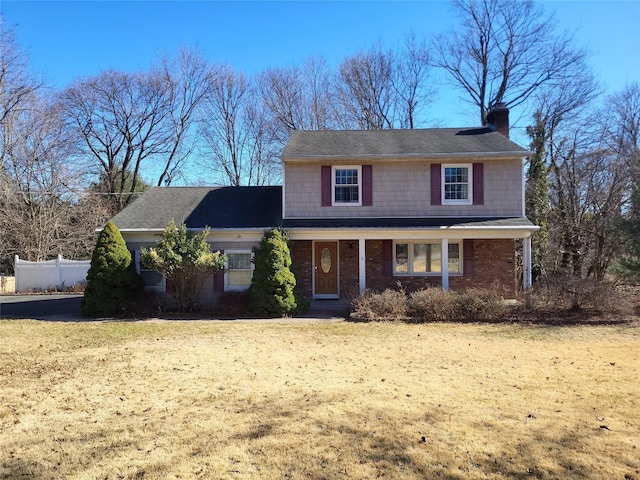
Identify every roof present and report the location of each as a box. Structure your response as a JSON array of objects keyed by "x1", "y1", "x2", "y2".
[
  {"x1": 110, "y1": 185, "x2": 535, "y2": 233},
  {"x1": 281, "y1": 128, "x2": 529, "y2": 160},
  {"x1": 110, "y1": 186, "x2": 282, "y2": 231}
]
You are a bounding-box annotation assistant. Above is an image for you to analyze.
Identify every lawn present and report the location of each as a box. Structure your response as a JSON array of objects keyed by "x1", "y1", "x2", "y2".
[{"x1": 1, "y1": 319, "x2": 638, "y2": 479}]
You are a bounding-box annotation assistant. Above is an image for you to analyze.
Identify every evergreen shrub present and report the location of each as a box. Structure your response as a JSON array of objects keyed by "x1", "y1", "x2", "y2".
[
  {"x1": 248, "y1": 228, "x2": 298, "y2": 317},
  {"x1": 81, "y1": 221, "x2": 143, "y2": 317}
]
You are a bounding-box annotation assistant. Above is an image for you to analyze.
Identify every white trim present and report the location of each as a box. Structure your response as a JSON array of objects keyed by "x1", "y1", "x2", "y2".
[
  {"x1": 358, "y1": 238, "x2": 366, "y2": 295},
  {"x1": 441, "y1": 238, "x2": 449, "y2": 291},
  {"x1": 312, "y1": 240, "x2": 340, "y2": 299},
  {"x1": 392, "y1": 240, "x2": 462, "y2": 277},
  {"x1": 288, "y1": 227, "x2": 538, "y2": 241},
  {"x1": 332, "y1": 165, "x2": 362, "y2": 206},
  {"x1": 442, "y1": 164, "x2": 472, "y2": 205},
  {"x1": 523, "y1": 236, "x2": 532, "y2": 289},
  {"x1": 224, "y1": 250, "x2": 254, "y2": 292},
  {"x1": 282, "y1": 177, "x2": 287, "y2": 219},
  {"x1": 522, "y1": 157, "x2": 526, "y2": 217}
]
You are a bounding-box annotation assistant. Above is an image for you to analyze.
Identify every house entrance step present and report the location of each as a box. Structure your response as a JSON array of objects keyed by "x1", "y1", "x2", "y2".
[{"x1": 306, "y1": 299, "x2": 352, "y2": 318}]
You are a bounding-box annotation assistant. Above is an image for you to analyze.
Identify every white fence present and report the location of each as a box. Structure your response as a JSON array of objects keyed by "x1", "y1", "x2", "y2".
[{"x1": 14, "y1": 255, "x2": 90, "y2": 292}]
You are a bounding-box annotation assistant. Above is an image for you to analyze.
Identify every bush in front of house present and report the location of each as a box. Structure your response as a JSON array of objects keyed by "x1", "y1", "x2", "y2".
[
  {"x1": 141, "y1": 219, "x2": 225, "y2": 312},
  {"x1": 352, "y1": 288, "x2": 409, "y2": 321},
  {"x1": 248, "y1": 228, "x2": 298, "y2": 317},
  {"x1": 526, "y1": 275, "x2": 632, "y2": 317},
  {"x1": 351, "y1": 287, "x2": 506, "y2": 323},
  {"x1": 82, "y1": 221, "x2": 143, "y2": 317}
]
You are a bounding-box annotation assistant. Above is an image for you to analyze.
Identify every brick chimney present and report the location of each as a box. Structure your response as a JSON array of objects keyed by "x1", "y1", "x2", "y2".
[{"x1": 486, "y1": 102, "x2": 509, "y2": 138}]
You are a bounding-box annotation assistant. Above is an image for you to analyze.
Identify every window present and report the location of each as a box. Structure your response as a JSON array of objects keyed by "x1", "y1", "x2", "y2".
[
  {"x1": 394, "y1": 241, "x2": 461, "y2": 275},
  {"x1": 134, "y1": 250, "x2": 164, "y2": 291},
  {"x1": 226, "y1": 251, "x2": 254, "y2": 290},
  {"x1": 333, "y1": 166, "x2": 361, "y2": 205},
  {"x1": 443, "y1": 164, "x2": 472, "y2": 204}
]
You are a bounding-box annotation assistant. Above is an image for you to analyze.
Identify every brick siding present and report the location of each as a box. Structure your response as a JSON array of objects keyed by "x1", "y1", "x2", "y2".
[{"x1": 290, "y1": 238, "x2": 517, "y2": 300}]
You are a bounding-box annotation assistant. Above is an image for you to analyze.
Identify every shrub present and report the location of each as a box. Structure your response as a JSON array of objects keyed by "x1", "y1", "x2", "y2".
[
  {"x1": 408, "y1": 288, "x2": 456, "y2": 322},
  {"x1": 141, "y1": 220, "x2": 225, "y2": 312},
  {"x1": 352, "y1": 289, "x2": 408, "y2": 321},
  {"x1": 82, "y1": 221, "x2": 143, "y2": 317},
  {"x1": 528, "y1": 275, "x2": 632, "y2": 316},
  {"x1": 248, "y1": 228, "x2": 298, "y2": 317},
  {"x1": 454, "y1": 288, "x2": 506, "y2": 322},
  {"x1": 354, "y1": 287, "x2": 507, "y2": 323}
]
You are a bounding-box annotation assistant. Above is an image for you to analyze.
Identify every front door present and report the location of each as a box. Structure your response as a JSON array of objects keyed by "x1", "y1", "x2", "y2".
[{"x1": 314, "y1": 241, "x2": 339, "y2": 297}]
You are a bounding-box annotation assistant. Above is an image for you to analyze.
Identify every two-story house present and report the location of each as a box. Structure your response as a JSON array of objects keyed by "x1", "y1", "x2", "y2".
[{"x1": 111, "y1": 104, "x2": 537, "y2": 304}]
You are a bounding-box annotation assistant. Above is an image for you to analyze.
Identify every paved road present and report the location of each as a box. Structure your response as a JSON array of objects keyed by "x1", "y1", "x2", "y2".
[{"x1": 0, "y1": 294, "x2": 83, "y2": 320}]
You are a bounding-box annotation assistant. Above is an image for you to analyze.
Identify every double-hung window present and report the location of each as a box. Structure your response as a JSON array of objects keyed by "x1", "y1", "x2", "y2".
[
  {"x1": 226, "y1": 251, "x2": 254, "y2": 290},
  {"x1": 394, "y1": 241, "x2": 461, "y2": 275},
  {"x1": 333, "y1": 166, "x2": 361, "y2": 205},
  {"x1": 443, "y1": 164, "x2": 472, "y2": 204}
]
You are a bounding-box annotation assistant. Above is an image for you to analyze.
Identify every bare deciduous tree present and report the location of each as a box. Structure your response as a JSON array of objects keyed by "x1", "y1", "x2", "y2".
[
  {"x1": 434, "y1": 0, "x2": 587, "y2": 126},
  {"x1": 62, "y1": 49, "x2": 213, "y2": 212},
  {"x1": 258, "y1": 54, "x2": 336, "y2": 145},
  {"x1": 154, "y1": 47, "x2": 214, "y2": 186},
  {"x1": 335, "y1": 38, "x2": 434, "y2": 130},
  {"x1": 198, "y1": 66, "x2": 280, "y2": 186},
  {"x1": 0, "y1": 93, "x2": 110, "y2": 264}
]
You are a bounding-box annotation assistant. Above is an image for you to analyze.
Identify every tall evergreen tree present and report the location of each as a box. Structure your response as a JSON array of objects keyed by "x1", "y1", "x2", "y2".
[
  {"x1": 248, "y1": 228, "x2": 297, "y2": 317},
  {"x1": 82, "y1": 221, "x2": 142, "y2": 317},
  {"x1": 525, "y1": 111, "x2": 550, "y2": 281}
]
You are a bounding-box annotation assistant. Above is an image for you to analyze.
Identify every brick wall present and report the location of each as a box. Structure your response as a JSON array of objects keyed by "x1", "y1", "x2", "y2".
[
  {"x1": 290, "y1": 240, "x2": 313, "y2": 298},
  {"x1": 365, "y1": 239, "x2": 517, "y2": 298},
  {"x1": 339, "y1": 240, "x2": 360, "y2": 299},
  {"x1": 290, "y1": 238, "x2": 518, "y2": 300}
]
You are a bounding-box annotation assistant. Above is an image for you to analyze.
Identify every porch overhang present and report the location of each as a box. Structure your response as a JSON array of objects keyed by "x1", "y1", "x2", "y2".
[{"x1": 283, "y1": 216, "x2": 538, "y2": 241}]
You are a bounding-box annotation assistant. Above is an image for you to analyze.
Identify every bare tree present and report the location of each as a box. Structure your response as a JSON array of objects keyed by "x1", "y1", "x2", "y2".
[
  {"x1": 62, "y1": 70, "x2": 169, "y2": 213},
  {"x1": 0, "y1": 93, "x2": 110, "y2": 264},
  {"x1": 434, "y1": 0, "x2": 587, "y2": 126},
  {"x1": 335, "y1": 43, "x2": 396, "y2": 130},
  {"x1": 258, "y1": 54, "x2": 336, "y2": 146},
  {"x1": 154, "y1": 47, "x2": 214, "y2": 186},
  {"x1": 0, "y1": 17, "x2": 46, "y2": 167},
  {"x1": 334, "y1": 38, "x2": 434, "y2": 130},
  {"x1": 62, "y1": 49, "x2": 212, "y2": 212},
  {"x1": 198, "y1": 66, "x2": 280, "y2": 186}
]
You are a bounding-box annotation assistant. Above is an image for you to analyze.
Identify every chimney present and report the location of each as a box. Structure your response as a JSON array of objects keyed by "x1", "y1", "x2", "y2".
[{"x1": 486, "y1": 102, "x2": 509, "y2": 138}]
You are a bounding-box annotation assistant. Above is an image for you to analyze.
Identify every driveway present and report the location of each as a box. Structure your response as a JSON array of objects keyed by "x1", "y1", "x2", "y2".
[{"x1": 0, "y1": 294, "x2": 83, "y2": 320}]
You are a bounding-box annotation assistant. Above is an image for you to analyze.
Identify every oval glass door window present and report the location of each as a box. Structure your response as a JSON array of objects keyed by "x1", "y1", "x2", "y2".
[{"x1": 320, "y1": 248, "x2": 332, "y2": 273}]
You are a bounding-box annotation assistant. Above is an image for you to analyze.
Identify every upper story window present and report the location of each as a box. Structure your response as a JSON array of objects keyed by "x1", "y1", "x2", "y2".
[
  {"x1": 333, "y1": 166, "x2": 361, "y2": 205},
  {"x1": 443, "y1": 164, "x2": 472, "y2": 205}
]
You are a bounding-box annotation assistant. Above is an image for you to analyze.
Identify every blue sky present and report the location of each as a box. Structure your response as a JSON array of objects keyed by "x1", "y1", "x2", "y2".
[{"x1": 2, "y1": 0, "x2": 639, "y2": 133}]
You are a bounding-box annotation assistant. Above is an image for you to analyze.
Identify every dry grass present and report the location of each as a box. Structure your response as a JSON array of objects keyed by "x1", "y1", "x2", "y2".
[{"x1": 1, "y1": 319, "x2": 639, "y2": 480}]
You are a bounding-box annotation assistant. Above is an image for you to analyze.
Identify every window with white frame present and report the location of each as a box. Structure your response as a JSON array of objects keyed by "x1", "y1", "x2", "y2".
[
  {"x1": 134, "y1": 250, "x2": 164, "y2": 291},
  {"x1": 226, "y1": 251, "x2": 254, "y2": 290},
  {"x1": 333, "y1": 166, "x2": 361, "y2": 205},
  {"x1": 394, "y1": 241, "x2": 461, "y2": 275},
  {"x1": 443, "y1": 164, "x2": 472, "y2": 204}
]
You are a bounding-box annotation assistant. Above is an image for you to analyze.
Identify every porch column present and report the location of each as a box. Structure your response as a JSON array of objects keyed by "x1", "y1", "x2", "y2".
[
  {"x1": 523, "y1": 236, "x2": 532, "y2": 289},
  {"x1": 358, "y1": 238, "x2": 366, "y2": 295},
  {"x1": 441, "y1": 238, "x2": 449, "y2": 291}
]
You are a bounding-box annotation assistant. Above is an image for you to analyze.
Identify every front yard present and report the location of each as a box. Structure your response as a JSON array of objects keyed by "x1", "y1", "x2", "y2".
[{"x1": 1, "y1": 319, "x2": 638, "y2": 479}]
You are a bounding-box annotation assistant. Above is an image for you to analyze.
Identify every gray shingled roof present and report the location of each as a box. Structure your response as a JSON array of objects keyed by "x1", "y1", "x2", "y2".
[
  {"x1": 281, "y1": 128, "x2": 528, "y2": 160},
  {"x1": 110, "y1": 186, "x2": 283, "y2": 231},
  {"x1": 110, "y1": 184, "x2": 534, "y2": 232}
]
